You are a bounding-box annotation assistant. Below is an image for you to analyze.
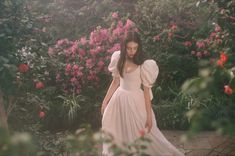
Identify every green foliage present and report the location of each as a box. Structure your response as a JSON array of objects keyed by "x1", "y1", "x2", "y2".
[
  {"x1": 0, "y1": 0, "x2": 26, "y2": 94},
  {"x1": 133, "y1": 0, "x2": 214, "y2": 101},
  {"x1": 57, "y1": 94, "x2": 84, "y2": 123},
  {"x1": 155, "y1": 94, "x2": 189, "y2": 130},
  {"x1": 0, "y1": 124, "x2": 151, "y2": 156},
  {"x1": 2, "y1": 0, "x2": 235, "y2": 154},
  {"x1": 0, "y1": 127, "x2": 37, "y2": 156},
  {"x1": 36, "y1": 90, "x2": 101, "y2": 131},
  {"x1": 0, "y1": 0, "x2": 52, "y2": 94},
  {"x1": 30, "y1": 0, "x2": 135, "y2": 40},
  {"x1": 180, "y1": 0, "x2": 235, "y2": 136}
]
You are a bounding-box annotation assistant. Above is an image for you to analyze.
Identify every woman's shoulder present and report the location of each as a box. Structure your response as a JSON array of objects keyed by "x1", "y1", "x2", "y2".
[
  {"x1": 142, "y1": 59, "x2": 158, "y2": 67},
  {"x1": 108, "y1": 51, "x2": 121, "y2": 76},
  {"x1": 111, "y1": 50, "x2": 121, "y2": 58},
  {"x1": 140, "y1": 59, "x2": 159, "y2": 74}
]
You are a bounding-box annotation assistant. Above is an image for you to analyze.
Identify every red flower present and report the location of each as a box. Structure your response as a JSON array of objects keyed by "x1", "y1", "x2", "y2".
[
  {"x1": 216, "y1": 39, "x2": 222, "y2": 44},
  {"x1": 220, "y1": 52, "x2": 228, "y2": 63},
  {"x1": 170, "y1": 23, "x2": 177, "y2": 31},
  {"x1": 183, "y1": 41, "x2": 192, "y2": 47},
  {"x1": 196, "y1": 52, "x2": 203, "y2": 58},
  {"x1": 215, "y1": 24, "x2": 221, "y2": 32},
  {"x1": 224, "y1": 85, "x2": 233, "y2": 95},
  {"x1": 35, "y1": 82, "x2": 44, "y2": 89},
  {"x1": 139, "y1": 129, "x2": 145, "y2": 137},
  {"x1": 217, "y1": 59, "x2": 224, "y2": 68},
  {"x1": 70, "y1": 77, "x2": 78, "y2": 84},
  {"x1": 196, "y1": 41, "x2": 205, "y2": 49},
  {"x1": 153, "y1": 35, "x2": 161, "y2": 41},
  {"x1": 112, "y1": 12, "x2": 118, "y2": 19},
  {"x1": 97, "y1": 60, "x2": 105, "y2": 67},
  {"x1": 39, "y1": 111, "x2": 45, "y2": 119},
  {"x1": 168, "y1": 32, "x2": 173, "y2": 39},
  {"x1": 210, "y1": 32, "x2": 216, "y2": 39},
  {"x1": 215, "y1": 35, "x2": 220, "y2": 40},
  {"x1": 18, "y1": 64, "x2": 29, "y2": 73},
  {"x1": 203, "y1": 50, "x2": 210, "y2": 56},
  {"x1": 217, "y1": 52, "x2": 228, "y2": 68}
]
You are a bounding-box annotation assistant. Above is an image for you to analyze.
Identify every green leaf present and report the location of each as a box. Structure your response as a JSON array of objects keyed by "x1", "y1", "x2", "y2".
[
  {"x1": 181, "y1": 77, "x2": 202, "y2": 93},
  {"x1": 26, "y1": 23, "x2": 33, "y2": 29},
  {"x1": 0, "y1": 34, "x2": 5, "y2": 37},
  {"x1": 4, "y1": 0, "x2": 12, "y2": 7},
  {"x1": 0, "y1": 56, "x2": 9, "y2": 63}
]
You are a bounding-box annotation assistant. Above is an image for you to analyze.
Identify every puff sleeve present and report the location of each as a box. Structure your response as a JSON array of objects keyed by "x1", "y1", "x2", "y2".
[
  {"x1": 108, "y1": 51, "x2": 120, "y2": 77},
  {"x1": 140, "y1": 59, "x2": 159, "y2": 100}
]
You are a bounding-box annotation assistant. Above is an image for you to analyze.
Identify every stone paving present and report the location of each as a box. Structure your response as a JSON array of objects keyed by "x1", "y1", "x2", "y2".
[{"x1": 162, "y1": 131, "x2": 235, "y2": 156}]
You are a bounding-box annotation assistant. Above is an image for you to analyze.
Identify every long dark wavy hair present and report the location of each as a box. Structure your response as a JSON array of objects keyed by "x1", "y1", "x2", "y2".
[{"x1": 117, "y1": 31, "x2": 147, "y2": 77}]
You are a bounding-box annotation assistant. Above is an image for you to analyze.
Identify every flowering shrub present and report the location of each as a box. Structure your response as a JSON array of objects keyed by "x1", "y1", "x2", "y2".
[
  {"x1": 0, "y1": 0, "x2": 52, "y2": 130},
  {"x1": 179, "y1": 7, "x2": 235, "y2": 97},
  {"x1": 31, "y1": 0, "x2": 136, "y2": 40},
  {"x1": 153, "y1": 17, "x2": 235, "y2": 133},
  {"x1": 134, "y1": 0, "x2": 235, "y2": 134},
  {"x1": 180, "y1": 0, "x2": 235, "y2": 135},
  {"x1": 48, "y1": 15, "x2": 136, "y2": 94},
  {"x1": 12, "y1": 12, "x2": 138, "y2": 130}
]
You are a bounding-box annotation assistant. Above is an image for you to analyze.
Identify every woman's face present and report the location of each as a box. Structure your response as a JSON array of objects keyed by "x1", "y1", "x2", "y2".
[{"x1": 126, "y1": 41, "x2": 138, "y2": 60}]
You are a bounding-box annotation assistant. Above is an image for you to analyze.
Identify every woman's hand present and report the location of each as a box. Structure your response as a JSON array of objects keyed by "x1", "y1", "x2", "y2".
[
  {"x1": 101, "y1": 103, "x2": 107, "y2": 115},
  {"x1": 145, "y1": 115, "x2": 152, "y2": 133}
]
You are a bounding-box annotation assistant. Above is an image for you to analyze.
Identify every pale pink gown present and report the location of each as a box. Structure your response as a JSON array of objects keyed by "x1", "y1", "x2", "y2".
[{"x1": 102, "y1": 51, "x2": 185, "y2": 156}]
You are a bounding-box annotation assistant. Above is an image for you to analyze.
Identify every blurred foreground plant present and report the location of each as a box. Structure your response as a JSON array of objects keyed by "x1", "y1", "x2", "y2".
[
  {"x1": 64, "y1": 125, "x2": 151, "y2": 156},
  {"x1": 0, "y1": 127, "x2": 37, "y2": 156}
]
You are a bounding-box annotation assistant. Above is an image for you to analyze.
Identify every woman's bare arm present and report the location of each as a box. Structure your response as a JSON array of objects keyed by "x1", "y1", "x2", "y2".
[
  {"x1": 143, "y1": 86, "x2": 152, "y2": 115},
  {"x1": 143, "y1": 86, "x2": 153, "y2": 132},
  {"x1": 101, "y1": 76, "x2": 120, "y2": 115}
]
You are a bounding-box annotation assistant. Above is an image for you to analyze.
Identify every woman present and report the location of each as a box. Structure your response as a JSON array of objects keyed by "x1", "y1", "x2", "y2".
[{"x1": 101, "y1": 31, "x2": 185, "y2": 156}]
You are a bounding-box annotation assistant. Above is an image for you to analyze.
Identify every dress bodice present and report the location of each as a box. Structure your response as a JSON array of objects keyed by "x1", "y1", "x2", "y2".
[
  {"x1": 108, "y1": 50, "x2": 159, "y2": 100},
  {"x1": 119, "y1": 66, "x2": 142, "y2": 91}
]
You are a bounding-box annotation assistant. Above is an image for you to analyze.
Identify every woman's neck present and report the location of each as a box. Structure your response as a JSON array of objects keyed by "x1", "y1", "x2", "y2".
[{"x1": 125, "y1": 57, "x2": 134, "y2": 63}]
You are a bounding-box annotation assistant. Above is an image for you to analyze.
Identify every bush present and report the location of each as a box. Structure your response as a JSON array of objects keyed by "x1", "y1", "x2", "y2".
[{"x1": 181, "y1": 0, "x2": 235, "y2": 136}]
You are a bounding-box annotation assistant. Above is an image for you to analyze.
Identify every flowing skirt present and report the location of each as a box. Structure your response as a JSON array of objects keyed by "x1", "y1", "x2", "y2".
[{"x1": 102, "y1": 87, "x2": 185, "y2": 156}]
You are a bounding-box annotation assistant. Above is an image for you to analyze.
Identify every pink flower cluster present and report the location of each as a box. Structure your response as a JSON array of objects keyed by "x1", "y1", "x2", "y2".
[
  {"x1": 112, "y1": 12, "x2": 119, "y2": 19},
  {"x1": 48, "y1": 15, "x2": 136, "y2": 94},
  {"x1": 153, "y1": 23, "x2": 225, "y2": 60},
  {"x1": 191, "y1": 50, "x2": 210, "y2": 59},
  {"x1": 183, "y1": 41, "x2": 192, "y2": 47},
  {"x1": 187, "y1": 24, "x2": 233, "y2": 95},
  {"x1": 153, "y1": 22, "x2": 178, "y2": 42},
  {"x1": 89, "y1": 28, "x2": 109, "y2": 46},
  {"x1": 190, "y1": 24, "x2": 225, "y2": 59},
  {"x1": 153, "y1": 22, "x2": 234, "y2": 96},
  {"x1": 112, "y1": 18, "x2": 136, "y2": 40}
]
